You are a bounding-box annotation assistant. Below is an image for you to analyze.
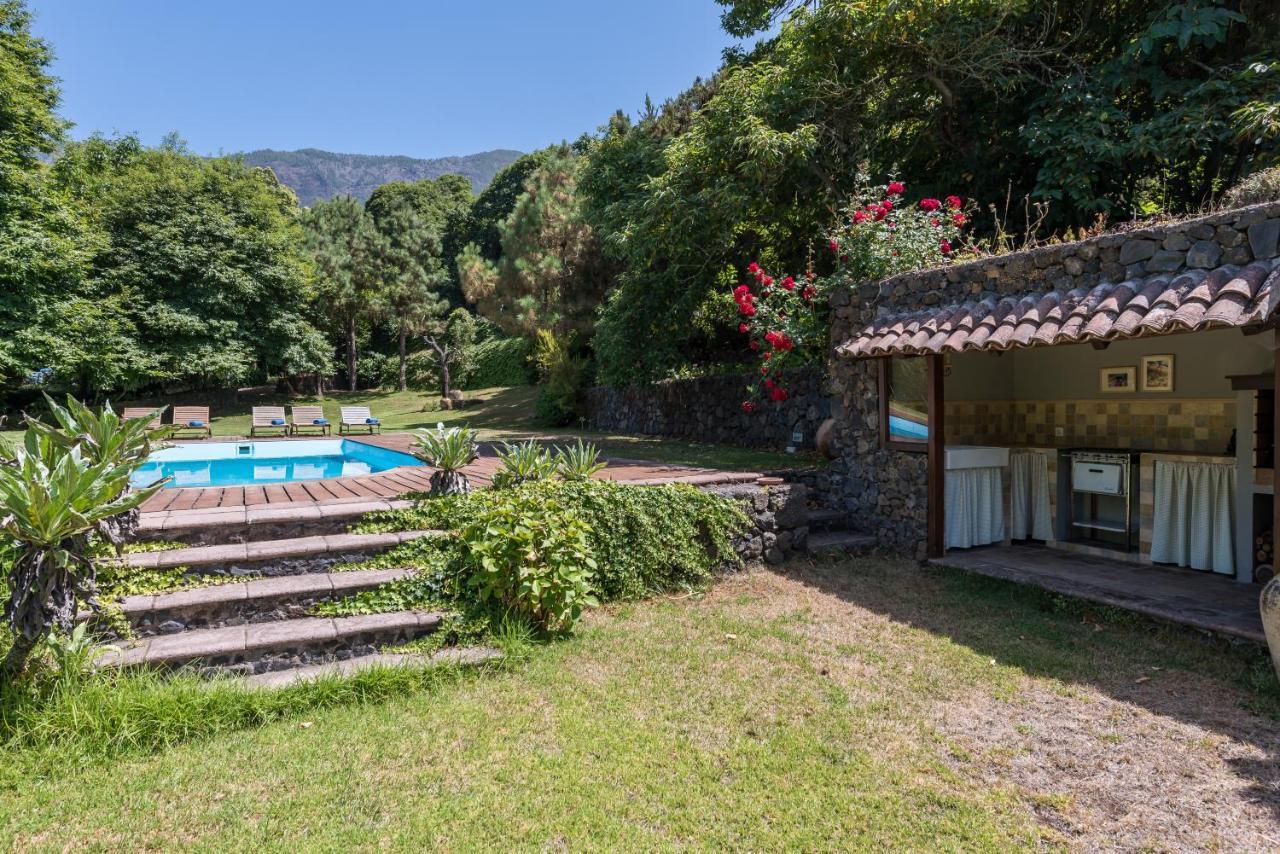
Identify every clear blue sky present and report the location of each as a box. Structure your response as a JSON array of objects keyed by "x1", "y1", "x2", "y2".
[{"x1": 27, "y1": 0, "x2": 744, "y2": 158}]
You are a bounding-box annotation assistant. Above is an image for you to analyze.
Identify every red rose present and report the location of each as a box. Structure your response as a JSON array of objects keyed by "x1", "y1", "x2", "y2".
[
  {"x1": 829, "y1": 239, "x2": 839, "y2": 252},
  {"x1": 761, "y1": 275, "x2": 773, "y2": 287},
  {"x1": 881, "y1": 200, "x2": 893, "y2": 211},
  {"x1": 946, "y1": 195, "x2": 962, "y2": 209},
  {"x1": 940, "y1": 240, "x2": 952, "y2": 254},
  {"x1": 747, "y1": 262, "x2": 760, "y2": 274},
  {"x1": 734, "y1": 284, "x2": 750, "y2": 298},
  {"x1": 802, "y1": 285, "x2": 817, "y2": 300},
  {"x1": 749, "y1": 340, "x2": 759, "y2": 350},
  {"x1": 741, "y1": 401, "x2": 756, "y2": 413},
  {"x1": 920, "y1": 198, "x2": 941, "y2": 212},
  {"x1": 887, "y1": 181, "x2": 905, "y2": 195},
  {"x1": 740, "y1": 302, "x2": 756, "y2": 317},
  {"x1": 952, "y1": 212, "x2": 966, "y2": 227},
  {"x1": 763, "y1": 351, "x2": 772, "y2": 360},
  {"x1": 770, "y1": 387, "x2": 789, "y2": 402},
  {"x1": 738, "y1": 323, "x2": 749, "y2": 333},
  {"x1": 853, "y1": 210, "x2": 868, "y2": 223},
  {"x1": 781, "y1": 275, "x2": 795, "y2": 291}
]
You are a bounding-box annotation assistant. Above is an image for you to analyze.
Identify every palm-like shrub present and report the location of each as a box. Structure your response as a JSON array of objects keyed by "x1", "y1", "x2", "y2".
[
  {"x1": 412, "y1": 423, "x2": 480, "y2": 496},
  {"x1": 1, "y1": 415, "x2": 168, "y2": 680},
  {"x1": 28, "y1": 397, "x2": 170, "y2": 550},
  {"x1": 555, "y1": 439, "x2": 605, "y2": 481},
  {"x1": 491, "y1": 440, "x2": 557, "y2": 490}
]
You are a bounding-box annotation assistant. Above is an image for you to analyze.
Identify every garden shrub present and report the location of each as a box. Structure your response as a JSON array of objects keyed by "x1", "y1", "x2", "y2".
[
  {"x1": 532, "y1": 330, "x2": 590, "y2": 427},
  {"x1": 354, "y1": 479, "x2": 748, "y2": 603},
  {"x1": 464, "y1": 336, "x2": 534, "y2": 389},
  {"x1": 460, "y1": 489, "x2": 597, "y2": 634}
]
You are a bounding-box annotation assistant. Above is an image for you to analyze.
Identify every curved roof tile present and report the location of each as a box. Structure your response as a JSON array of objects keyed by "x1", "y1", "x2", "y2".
[{"x1": 836, "y1": 259, "x2": 1280, "y2": 358}]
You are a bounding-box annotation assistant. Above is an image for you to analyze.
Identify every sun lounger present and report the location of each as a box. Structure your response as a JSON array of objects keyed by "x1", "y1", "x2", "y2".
[
  {"x1": 122, "y1": 407, "x2": 163, "y2": 430},
  {"x1": 171, "y1": 406, "x2": 212, "y2": 438},
  {"x1": 339, "y1": 406, "x2": 381, "y2": 434},
  {"x1": 290, "y1": 405, "x2": 330, "y2": 436},
  {"x1": 251, "y1": 406, "x2": 289, "y2": 437}
]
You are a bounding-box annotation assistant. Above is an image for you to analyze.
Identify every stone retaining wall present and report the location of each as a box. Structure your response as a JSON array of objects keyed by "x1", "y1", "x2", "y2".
[
  {"x1": 586, "y1": 368, "x2": 831, "y2": 450},
  {"x1": 708, "y1": 480, "x2": 809, "y2": 564}
]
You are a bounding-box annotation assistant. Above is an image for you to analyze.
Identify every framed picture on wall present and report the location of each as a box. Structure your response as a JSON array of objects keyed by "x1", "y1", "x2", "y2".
[
  {"x1": 1099, "y1": 366, "x2": 1136, "y2": 393},
  {"x1": 1141, "y1": 355, "x2": 1175, "y2": 392}
]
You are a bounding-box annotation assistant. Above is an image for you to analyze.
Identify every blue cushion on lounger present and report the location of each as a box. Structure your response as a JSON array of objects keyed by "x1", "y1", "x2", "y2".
[
  {"x1": 365, "y1": 418, "x2": 380, "y2": 425},
  {"x1": 313, "y1": 418, "x2": 328, "y2": 425},
  {"x1": 271, "y1": 418, "x2": 285, "y2": 426},
  {"x1": 187, "y1": 420, "x2": 204, "y2": 428}
]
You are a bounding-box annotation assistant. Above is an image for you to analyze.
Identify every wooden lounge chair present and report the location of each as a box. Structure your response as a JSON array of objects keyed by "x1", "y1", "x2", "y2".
[
  {"x1": 339, "y1": 406, "x2": 381, "y2": 435},
  {"x1": 171, "y1": 406, "x2": 212, "y2": 438},
  {"x1": 121, "y1": 407, "x2": 163, "y2": 430},
  {"x1": 290, "y1": 405, "x2": 330, "y2": 436},
  {"x1": 251, "y1": 406, "x2": 289, "y2": 437}
]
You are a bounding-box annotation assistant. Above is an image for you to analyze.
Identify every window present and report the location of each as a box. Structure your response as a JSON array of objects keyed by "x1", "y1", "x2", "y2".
[{"x1": 879, "y1": 357, "x2": 929, "y2": 450}]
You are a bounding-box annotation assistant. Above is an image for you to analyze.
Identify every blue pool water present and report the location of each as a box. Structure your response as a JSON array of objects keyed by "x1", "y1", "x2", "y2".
[
  {"x1": 888, "y1": 414, "x2": 929, "y2": 440},
  {"x1": 132, "y1": 439, "x2": 424, "y2": 489}
]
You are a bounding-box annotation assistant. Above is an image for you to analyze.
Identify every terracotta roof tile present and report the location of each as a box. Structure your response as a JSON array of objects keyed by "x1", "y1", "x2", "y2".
[{"x1": 837, "y1": 259, "x2": 1280, "y2": 358}]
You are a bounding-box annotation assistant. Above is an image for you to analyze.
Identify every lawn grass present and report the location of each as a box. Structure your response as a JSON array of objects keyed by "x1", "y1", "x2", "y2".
[
  {"x1": 2, "y1": 557, "x2": 1276, "y2": 849},
  {"x1": 0, "y1": 385, "x2": 816, "y2": 472}
]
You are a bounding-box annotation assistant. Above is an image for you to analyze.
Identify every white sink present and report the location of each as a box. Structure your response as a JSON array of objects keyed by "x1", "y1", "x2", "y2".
[{"x1": 945, "y1": 445, "x2": 1010, "y2": 470}]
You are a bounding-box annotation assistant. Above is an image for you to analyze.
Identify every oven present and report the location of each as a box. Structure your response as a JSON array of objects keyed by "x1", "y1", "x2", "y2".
[{"x1": 1066, "y1": 450, "x2": 1139, "y2": 552}]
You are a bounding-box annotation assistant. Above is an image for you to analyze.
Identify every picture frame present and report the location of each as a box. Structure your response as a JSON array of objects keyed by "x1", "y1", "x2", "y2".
[
  {"x1": 1141, "y1": 354, "x2": 1175, "y2": 392},
  {"x1": 1099, "y1": 366, "x2": 1136, "y2": 393}
]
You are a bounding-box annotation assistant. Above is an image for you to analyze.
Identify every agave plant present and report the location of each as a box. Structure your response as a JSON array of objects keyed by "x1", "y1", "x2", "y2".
[
  {"x1": 0, "y1": 426, "x2": 168, "y2": 681},
  {"x1": 491, "y1": 440, "x2": 557, "y2": 490},
  {"x1": 27, "y1": 396, "x2": 171, "y2": 550},
  {"x1": 413, "y1": 423, "x2": 479, "y2": 496},
  {"x1": 556, "y1": 439, "x2": 606, "y2": 481}
]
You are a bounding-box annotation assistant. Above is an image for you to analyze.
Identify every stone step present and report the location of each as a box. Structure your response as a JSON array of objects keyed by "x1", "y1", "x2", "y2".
[
  {"x1": 238, "y1": 647, "x2": 503, "y2": 690},
  {"x1": 807, "y1": 531, "x2": 876, "y2": 554},
  {"x1": 116, "y1": 530, "x2": 441, "y2": 578},
  {"x1": 807, "y1": 508, "x2": 848, "y2": 531},
  {"x1": 98, "y1": 610, "x2": 443, "y2": 674},
  {"x1": 114, "y1": 568, "x2": 415, "y2": 636},
  {"x1": 138, "y1": 499, "x2": 415, "y2": 546}
]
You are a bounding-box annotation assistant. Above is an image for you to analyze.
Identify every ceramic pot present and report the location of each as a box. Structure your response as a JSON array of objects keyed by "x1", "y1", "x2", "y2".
[{"x1": 1262, "y1": 575, "x2": 1280, "y2": 681}]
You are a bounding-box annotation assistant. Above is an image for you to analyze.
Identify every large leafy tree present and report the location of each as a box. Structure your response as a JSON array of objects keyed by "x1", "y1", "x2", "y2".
[
  {"x1": 301, "y1": 196, "x2": 384, "y2": 391},
  {"x1": 458, "y1": 151, "x2": 608, "y2": 339},
  {"x1": 369, "y1": 198, "x2": 451, "y2": 391},
  {"x1": 46, "y1": 134, "x2": 320, "y2": 393},
  {"x1": 367, "y1": 174, "x2": 472, "y2": 302},
  {"x1": 0, "y1": 0, "x2": 87, "y2": 394}
]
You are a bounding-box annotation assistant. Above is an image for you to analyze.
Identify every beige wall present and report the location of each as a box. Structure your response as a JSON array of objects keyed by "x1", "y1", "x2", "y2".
[{"x1": 946, "y1": 327, "x2": 1270, "y2": 402}]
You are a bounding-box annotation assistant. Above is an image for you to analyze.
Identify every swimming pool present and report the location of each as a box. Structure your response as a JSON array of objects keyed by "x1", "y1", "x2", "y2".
[{"x1": 132, "y1": 439, "x2": 425, "y2": 489}]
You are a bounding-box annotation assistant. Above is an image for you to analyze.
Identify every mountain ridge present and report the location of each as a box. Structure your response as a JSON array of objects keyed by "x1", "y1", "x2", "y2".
[{"x1": 239, "y1": 147, "x2": 524, "y2": 205}]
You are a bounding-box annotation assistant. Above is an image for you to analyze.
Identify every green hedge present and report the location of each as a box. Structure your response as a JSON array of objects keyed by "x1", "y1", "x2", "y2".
[{"x1": 464, "y1": 337, "x2": 534, "y2": 390}]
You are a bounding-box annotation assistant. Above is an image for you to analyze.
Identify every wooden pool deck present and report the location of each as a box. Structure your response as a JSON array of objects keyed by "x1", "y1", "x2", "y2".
[{"x1": 139, "y1": 433, "x2": 762, "y2": 513}]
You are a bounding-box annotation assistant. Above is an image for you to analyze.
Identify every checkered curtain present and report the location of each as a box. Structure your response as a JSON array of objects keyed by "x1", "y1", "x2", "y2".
[
  {"x1": 1009, "y1": 452, "x2": 1054, "y2": 542},
  {"x1": 1150, "y1": 460, "x2": 1235, "y2": 575},
  {"x1": 945, "y1": 466, "x2": 1005, "y2": 549}
]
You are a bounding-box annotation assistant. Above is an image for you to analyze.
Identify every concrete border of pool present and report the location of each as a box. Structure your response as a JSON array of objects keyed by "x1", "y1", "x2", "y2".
[{"x1": 139, "y1": 433, "x2": 763, "y2": 513}]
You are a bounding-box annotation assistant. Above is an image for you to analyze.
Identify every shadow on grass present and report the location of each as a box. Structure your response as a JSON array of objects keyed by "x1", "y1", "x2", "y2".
[{"x1": 774, "y1": 555, "x2": 1280, "y2": 823}]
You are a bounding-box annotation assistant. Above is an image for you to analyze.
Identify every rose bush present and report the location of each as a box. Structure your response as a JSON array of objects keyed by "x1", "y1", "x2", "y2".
[{"x1": 737, "y1": 177, "x2": 973, "y2": 410}]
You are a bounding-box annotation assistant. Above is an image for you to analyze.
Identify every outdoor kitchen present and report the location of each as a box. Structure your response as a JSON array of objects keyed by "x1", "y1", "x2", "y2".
[{"x1": 937, "y1": 326, "x2": 1268, "y2": 583}]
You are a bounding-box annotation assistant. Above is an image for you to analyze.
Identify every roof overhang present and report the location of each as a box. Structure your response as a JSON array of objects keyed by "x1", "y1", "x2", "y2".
[{"x1": 836, "y1": 259, "x2": 1280, "y2": 359}]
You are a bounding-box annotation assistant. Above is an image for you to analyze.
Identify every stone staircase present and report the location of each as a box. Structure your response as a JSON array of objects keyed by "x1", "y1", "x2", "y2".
[
  {"x1": 97, "y1": 503, "x2": 478, "y2": 682},
  {"x1": 805, "y1": 507, "x2": 876, "y2": 555}
]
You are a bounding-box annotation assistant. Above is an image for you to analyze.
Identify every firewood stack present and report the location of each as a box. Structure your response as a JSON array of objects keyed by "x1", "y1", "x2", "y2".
[{"x1": 1255, "y1": 529, "x2": 1275, "y2": 584}]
